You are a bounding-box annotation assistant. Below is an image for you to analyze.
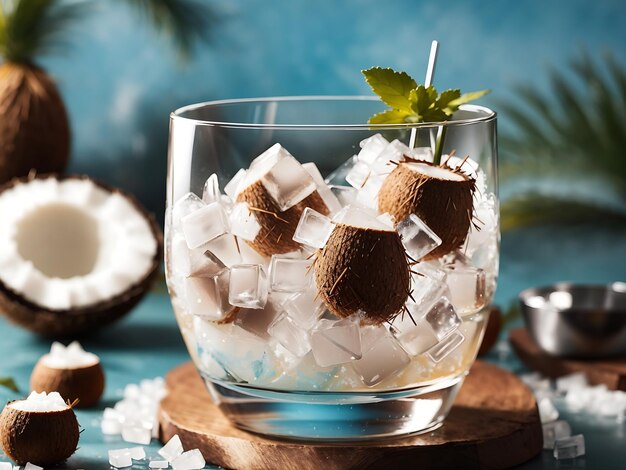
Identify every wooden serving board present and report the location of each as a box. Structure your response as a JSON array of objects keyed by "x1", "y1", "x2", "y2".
[
  {"x1": 158, "y1": 361, "x2": 542, "y2": 470},
  {"x1": 509, "y1": 328, "x2": 626, "y2": 391}
]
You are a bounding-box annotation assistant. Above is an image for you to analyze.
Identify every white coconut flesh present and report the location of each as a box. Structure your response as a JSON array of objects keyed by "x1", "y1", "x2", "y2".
[
  {"x1": 0, "y1": 178, "x2": 157, "y2": 310},
  {"x1": 10, "y1": 391, "x2": 69, "y2": 412},
  {"x1": 332, "y1": 206, "x2": 393, "y2": 232},
  {"x1": 42, "y1": 341, "x2": 100, "y2": 369},
  {"x1": 404, "y1": 161, "x2": 467, "y2": 182}
]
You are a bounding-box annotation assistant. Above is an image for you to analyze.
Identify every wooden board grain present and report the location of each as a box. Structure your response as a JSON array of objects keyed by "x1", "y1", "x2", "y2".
[
  {"x1": 158, "y1": 361, "x2": 542, "y2": 470},
  {"x1": 509, "y1": 328, "x2": 626, "y2": 391}
]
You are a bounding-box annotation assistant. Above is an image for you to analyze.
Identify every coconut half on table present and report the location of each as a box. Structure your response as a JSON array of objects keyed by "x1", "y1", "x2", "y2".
[{"x1": 0, "y1": 175, "x2": 162, "y2": 337}]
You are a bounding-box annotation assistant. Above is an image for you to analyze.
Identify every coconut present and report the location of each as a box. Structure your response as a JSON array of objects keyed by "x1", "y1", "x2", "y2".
[
  {"x1": 0, "y1": 391, "x2": 79, "y2": 466},
  {"x1": 30, "y1": 341, "x2": 105, "y2": 408},
  {"x1": 314, "y1": 207, "x2": 410, "y2": 323},
  {"x1": 378, "y1": 158, "x2": 476, "y2": 259},
  {"x1": 0, "y1": 174, "x2": 163, "y2": 337}
]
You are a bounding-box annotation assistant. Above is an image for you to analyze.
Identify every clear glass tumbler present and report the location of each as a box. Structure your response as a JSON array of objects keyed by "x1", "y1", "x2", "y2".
[{"x1": 165, "y1": 96, "x2": 498, "y2": 441}]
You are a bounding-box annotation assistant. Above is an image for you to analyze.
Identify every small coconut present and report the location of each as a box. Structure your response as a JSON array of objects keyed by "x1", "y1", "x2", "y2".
[
  {"x1": 0, "y1": 391, "x2": 79, "y2": 466},
  {"x1": 314, "y1": 207, "x2": 410, "y2": 323},
  {"x1": 30, "y1": 341, "x2": 104, "y2": 408},
  {"x1": 378, "y1": 158, "x2": 476, "y2": 259}
]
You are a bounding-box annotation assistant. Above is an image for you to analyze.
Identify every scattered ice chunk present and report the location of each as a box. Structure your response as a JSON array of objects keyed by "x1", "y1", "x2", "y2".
[
  {"x1": 397, "y1": 214, "x2": 442, "y2": 260},
  {"x1": 423, "y1": 298, "x2": 461, "y2": 340},
  {"x1": 357, "y1": 134, "x2": 389, "y2": 164},
  {"x1": 553, "y1": 434, "x2": 585, "y2": 460},
  {"x1": 101, "y1": 417, "x2": 122, "y2": 435},
  {"x1": 426, "y1": 330, "x2": 465, "y2": 363},
  {"x1": 556, "y1": 373, "x2": 588, "y2": 393},
  {"x1": 129, "y1": 446, "x2": 146, "y2": 460},
  {"x1": 292, "y1": 207, "x2": 334, "y2": 248},
  {"x1": 234, "y1": 303, "x2": 280, "y2": 340},
  {"x1": 24, "y1": 464, "x2": 43, "y2": 470},
  {"x1": 0, "y1": 464, "x2": 12, "y2": 470},
  {"x1": 329, "y1": 185, "x2": 357, "y2": 206},
  {"x1": 149, "y1": 461, "x2": 170, "y2": 469},
  {"x1": 345, "y1": 161, "x2": 372, "y2": 189},
  {"x1": 268, "y1": 314, "x2": 312, "y2": 357},
  {"x1": 228, "y1": 264, "x2": 268, "y2": 309},
  {"x1": 269, "y1": 255, "x2": 313, "y2": 292},
  {"x1": 311, "y1": 318, "x2": 362, "y2": 367},
  {"x1": 224, "y1": 168, "x2": 247, "y2": 200},
  {"x1": 205, "y1": 234, "x2": 242, "y2": 267},
  {"x1": 172, "y1": 449, "x2": 206, "y2": 470},
  {"x1": 202, "y1": 173, "x2": 220, "y2": 204},
  {"x1": 538, "y1": 397, "x2": 559, "y2": 423},
  {"x1": 353, "y1": 326, "x2": 410, "y2": 386},
  {"x1": 261, "y1": 156, "x2": 316, "y2": 211},
  {"x1": 445, "y1": 265, "x2": 487, "y2": 316},
  {"x1": 408, "y1": 146, "x2": 433, "y2": 162},
  {"x1": 158, "y1": 434, "x2": 184, "y2": 462},
  {"x1": 121, "y1": 424, "x2": 152, "y2": 445},
  {"x1": 172, "y1": 193, "x2": 204, "y2": 227},
  {"x1": 543, "y1": 420, "x2": 572, "y2": 450},
  {"x1": 109, "y1": 450, "x2": 132, "y2": 469},
  {"x1": 391, "y1": 313, "x2": 439, "y2": 356},
  {"x1": 229, "y1": 203, "x2": 261, "y2": 241},
  {"x1": 184, "y1": 269, "x2": 231, "y2": 320},
  {"x1": 283, "y1": 289, "x2": 325, "y2": 329},
  {"x1": 181, "y1": 202, "x2": 229, "y2": 249}
]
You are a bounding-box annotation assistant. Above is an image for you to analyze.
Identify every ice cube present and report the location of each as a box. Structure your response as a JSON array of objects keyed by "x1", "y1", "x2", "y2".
[
  {"x1": 397, "y1": 214, "x2": 442, "y2": 260},
  {"x1": 423, "y1": 297, "x2": 461, "y2": 340},
  {"x1": 250, "y1": 142, "x2": 291, "y2": 169},
  {"x1": 465, "y1": 194, "x2": 498, "y2": 256},
  {"x1": 101, "y1": 417, "x2": 122, "y2": 435},
  {"x1": 302, "y1": 162, "x2": 325, "y2": 186},
  {"x1": 316, "y1": 185, "x2": 342, "y2": 215},
  {"x1": 202, "y1": 173, "x2": 220, "y2": 204},
  {"x1": 109, "y1": 449, "x2": 133, "y2": 468},
  {"x1": 292, "y1": 207, "x2": 334, "y2": 249},
  {"x1": 171, "y1": 449, "x2": 206, "y2": 470},
  {"x1": 158, "y1": 434, "x2": 184, "y2": 462},
  {"x1": 332, "y1": 205, "x2": 389, "y2": 230},
  {"x1": 556, "y1": 373, "x2": 588, "y2": 393},
  {"x1": 149, "y1": 461, "x2": 170, "y2": 469},
  {"x1": 410, "y1": 267, "x2": 448, "y2": 306},
  {"x1": 408, "y1": 146, "x2": 434, "y2": 162},
  {"x1": 172, "y1": 193, "x2": 204, "y2": 227},
  {"x1": 268, "y1": 314, "x2": 312, "y2": 357},
  {"x1": 357, "y1": 134, "x2": 389, "y2": 164},
  {"x1": 24, "y1": 464, "x2": 43, "y2": 470},
  {"x1": 353, "y1": 326, "x2": 410, "y2": 386},
  {"x1": 329, "y1": 185, "x2": 357, "y2": 206},
  {"x1": 345, "y1": 161, "x2": 372, "y2": 189},
  {"x1": 228, "y1": 264, "x2": 268, "y2": 309},
  {"x1": 369, "y1": 139, "x2": 411, "y2": 175},
  {"x1": 234, "y1": 302, "x2": 280, "y2": 340},
  {"x1": 129, "y1": 446, "x2": 146, "y2": 460},
  {"x1": 538, "y1": 397, "x2": 559, "y2": 423},
  {"x1": 325, "y1": 155, "x2": 358, "y2": 185},
  {"x1": 205, "y1": 233, "x2": 242, "y2": 267},
  {"x1": 121, "y1": 425, "x2": 151, "y2": 445},
  {"x1": 391, "y1": 313, "x2": 439, "y2": 356},
  {"x1": 553, "y1": 434, "x2": 585, "y2": 460},
  {"x1": 283, "y1": 289, "x2": 325, "y2": 329},
  {"x1": 224, "y1": 168, "x2": 247, "y2": 200},
  {"x1": 181, "y1": 202, "x2": 229, "y2": 249},
  {"x1": 445, "y1": 265, "x2": 487, "y2": 315},
  {"x1": 426, "y1": 330, "x2": 465, "y2": 363},
  {"x1": 229, "y1": 203, "x2": 261, "y2": 241},
  {"x1": 0, "y1": 464, "x2": 12, "y2": 470},
  {"x1": 269, "y1": 255, "x2": 313, "y2": 292},
  {"x1": 311, "y1": 318, "x2": 362, "y2": 367},
  {"x1": 261, "y1": 156, "x2": 316, "y2": 211},
  {"x1": 376, "y1": 212, "x2": 396, "y2": 229},
  {"x1": 355, "y1": 174, "x2": 384, "y2": 209},
  {"x1": 543, "y1": 420, "x2": 572, "y2": 449},
  {"x1": 184, "y1": 269, "x2": 231, "y2": 320}
]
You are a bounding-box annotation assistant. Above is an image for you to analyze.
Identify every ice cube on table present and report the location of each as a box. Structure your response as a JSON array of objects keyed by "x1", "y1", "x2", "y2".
[
  {"x1": 181, "y1": 202, "x2": 229, "y2": 249},
  {"x1": 283, "y1": 289, "x2": 325, "y2": 329},
  {"x1": 261, "y1": 156, "x2": 316, "y2": 211},
  {"x1": 268, "y1": 314, "x2": 312, "y2": 357},
  {"x1": 538, "y1": 397, "x2": 559, "y2": 423},
  {"x1": 556, "y1": 373, "x2": 588, "y2": 393},
  {"x1": 101, "y1": 417, "x2": 122, "y2": 435},
  {"x1": 269, "y1": 255, "x2": 313, "y2": 292},
  {"x1": 202, "y1": 173, "x2": 220, "y2": 204},
  {"x1": 426, "y1": 330, "x2": 465, "y2": 363},
  {"x1": 543, "y1": 420, "x2": 572, "y2": 449},
  {"x1": 397, "y1": 214, "x2": 442, "y2": 260},
  {"x1": 423, "y1": 297, "x2": 461, "y2": 340},
  {"x1": 228, "y1": 264, "x2": 268, "y2": 309},
  {"x1": 129, "y1": 446, "x2": 146, "y2": 460},
  {"x1": 158, "y1": 434, "x2": 183, "y2": 462},
  {"x1": 224, "y1": 168, "x2": 247, "y2": 200},
  {"x1": 234, "y1": 302, "x2": 280, "y2": 340},
  {"x1": 311, "y1": 318, "x2": 362, "y2": 367},
  {"x1": 149, "y1": 461, "x2": 170, "y2": 469},
  {"x1": 292, "y1": 207, "x2": 334, "y2": 248},
  {"x1": 553, "y1": 434, "x2": 585, "y2": 460},
  {"x1": 353, "y1": 325, "x2": 410, "y2": 386},
  {"x1": 184, "y1": 269, "x2": 231, "y2": 320},
  {"x1": 172, "y1": 449, "x2": 206, "y2": 470},
  {"x1": 345, "y1": 161, "x2": 372, "y2": 189},
  {"x1": 0, "y1": 464, "x2": 12, "y2": 470},
  {"x1": 109, "y1": 449, "x2": 133, "y2": 468},
  {"x1": 205, "y1": 233, "x2": 242, "y2": 267},
  {"x1": 172, "y1": 192, "x2": 204, "y2": 227},
  {"x1": 24, "y1": 464, "x2": 43, "y2": 470},
  {"x1": 444, "y1": 265, "x2": 487, "y2": 315},
  {"x1": 357, "y1": 134, "x2": 389, "y2": 164},
  {"x1": 391, "y1": 313, "x2": 439, "y2": 356},
  {"x1": 121, "y1": 425, "x2": 152, "y2": 445},
  {"x1": 229, "y1": 202, "x2": 261, "y2": 241},
  {"x1": 329, "y1": 185, "x2": 357, "y2": 206}
]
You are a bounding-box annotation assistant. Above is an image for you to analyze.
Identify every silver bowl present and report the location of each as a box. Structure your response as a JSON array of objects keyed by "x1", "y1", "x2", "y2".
[{"x1": 519, "y1": 282, "x2": 626, "y2": 358}]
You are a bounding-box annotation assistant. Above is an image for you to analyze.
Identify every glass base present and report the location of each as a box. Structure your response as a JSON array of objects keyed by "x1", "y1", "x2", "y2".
[{"x1": 202, "y1": 374, "x2": 465, "y2": 441}]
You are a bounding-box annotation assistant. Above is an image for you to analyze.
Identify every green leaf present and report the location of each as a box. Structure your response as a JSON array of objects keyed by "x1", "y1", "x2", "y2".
[
  {"x1": 362, "y1": 67, "x2": 417, "y2": 111},
  {"x1": 446, "y1": 89, "x2": 490, "y2": 113},
  {"x1": 368, "y1": 109, "x2": 411, "y2": 124},
  {"x1": 408, "y1": 85, "x2": 438, "y2": 117},
  {"x1": 436, "y1": 89, "x2": 461, "y2": 115},
  {"x1": 0, "y1": 377, "x2": 18, "y2": 393}
]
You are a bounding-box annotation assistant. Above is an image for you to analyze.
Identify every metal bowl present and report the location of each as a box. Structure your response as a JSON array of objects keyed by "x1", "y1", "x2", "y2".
[{"x1": 519, "y1": 282, "x2": 626, "y2": 358}]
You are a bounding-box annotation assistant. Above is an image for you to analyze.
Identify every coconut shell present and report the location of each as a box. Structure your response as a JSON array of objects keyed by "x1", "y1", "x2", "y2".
[
  {"x1": 314, "y1": 223, "x2": 410, "y2": 323},
  {"x1": 237, "y1": 181, "x2": 329, "y2": 256},
  {"x1": 378, "y1": 161, "x2": 476, "y2": 259},
  {"x1": 0, "y1": 404, "x2": 79, "y2": 466},
  {"x1": 0, "y1": 174, "x2": 163, "y2": 338},
  {"x1": 30, "y1": 360, "x2": 105, "y2": 408},
  {"x1": 0, "y1": 63, "x2": 70, "y2": 184}
]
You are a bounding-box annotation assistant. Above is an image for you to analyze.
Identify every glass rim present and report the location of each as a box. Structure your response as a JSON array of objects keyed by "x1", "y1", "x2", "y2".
[{"x1": 170, "y1": 95, "x2": 496, "y2": 130}]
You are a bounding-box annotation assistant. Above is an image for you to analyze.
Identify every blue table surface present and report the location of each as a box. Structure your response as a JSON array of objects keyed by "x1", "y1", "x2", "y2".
[{"x1": 1, "y1": 225, "x2": 625, "y2": 469}]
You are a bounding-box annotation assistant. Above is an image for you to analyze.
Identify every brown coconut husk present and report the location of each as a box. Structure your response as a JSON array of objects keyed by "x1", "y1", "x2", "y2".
[
  {"x1": 30, "y1": 360, "x2": 105, "y2": 408},
  {"x1": 0, "y1": 63, "x2": 70, "y2": 184}
]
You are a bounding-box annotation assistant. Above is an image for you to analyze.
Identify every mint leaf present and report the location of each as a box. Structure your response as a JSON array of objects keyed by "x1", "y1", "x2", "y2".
[
  {"x1": 368, "y1": 109, "x2": 411, "y2": 124},
  {"x1": 362, "y1": 67, "x2": 417, "y2": 111},
  {"x1": 408, "y1": 85, "x2": 436, "y2": 117},
  {"x1": 436, "y1": 89, "x2": 462, "y2": 115},
  {"x1": 446, "y1": 89, "x2": 490, "y2": 113},
  {"x1": 0, "y1": 377, "x2": 18, "y2": 392}
]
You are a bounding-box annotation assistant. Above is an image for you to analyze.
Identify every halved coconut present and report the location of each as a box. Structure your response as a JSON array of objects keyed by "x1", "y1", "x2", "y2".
[
  {"x1": 0, "y1": 174, "x2": 162, "y2": 337},
  {"x1": 314, "y1": 206, "x2": 410, "y2": 323},
  {"x1": 378, "y1": 159, "x2": 476, "y2": 259},
  {"x1": 31, "y1": 341, "x2": 105, "y2": 408},
  {"x1": 0, "y1": 391, "x2": 80, "y2": 466}
]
